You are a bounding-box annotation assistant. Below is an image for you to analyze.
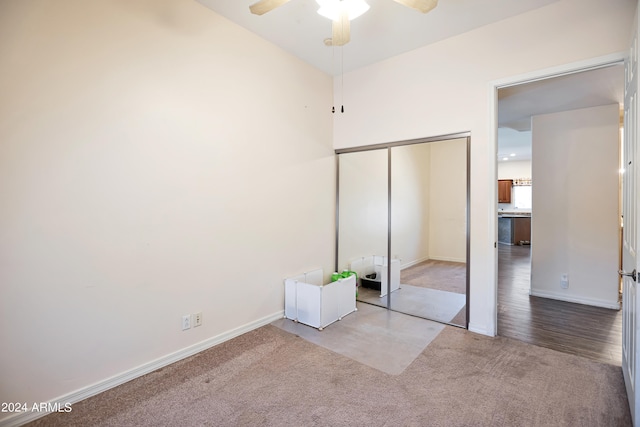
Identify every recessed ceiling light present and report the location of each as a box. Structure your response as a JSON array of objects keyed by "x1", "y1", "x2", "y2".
[
  {"x1": 502, "y1": 157, "x2": 509, "y2": 161},
  {"x1": 510, "y1": 153, "x2": 516, "y2": 157}
]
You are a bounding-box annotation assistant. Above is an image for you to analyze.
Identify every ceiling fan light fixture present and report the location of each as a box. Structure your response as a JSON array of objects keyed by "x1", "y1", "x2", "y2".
[{"x1": 316, "y1": 0, "x2": 370, "y2": 21}]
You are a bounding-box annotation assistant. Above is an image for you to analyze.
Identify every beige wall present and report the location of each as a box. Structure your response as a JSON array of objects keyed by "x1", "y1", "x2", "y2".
[
  {"x1": 338, "y1": 149, "x2": 389, "y2": 270},
  {"x1": 428, "y1": 139, "x2": 467, "y2": 263},
  {"x1": 531, "y1": 104, "x2": 620, "y2": 308},
  {"x1": 0, "y1": 0, "x2": 334, "y2": 419},
  {"x1": 391, "y1": 143, "x2": 431, "y2": 267},
  {"x1": 332, "y1": 0, "x2": 634, "y2": 334}
]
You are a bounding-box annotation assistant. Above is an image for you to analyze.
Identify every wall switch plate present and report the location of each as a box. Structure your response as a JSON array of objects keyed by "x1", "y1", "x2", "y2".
[
  {"x1": 561, "y1": 273, "x2": 569, "y2": 289},
  {"x1": 182, "y1": 314, "x2": 191, "y2": 331},
  {"x1": 194, "y1": 312, "x2": 202, "y2": 327}
]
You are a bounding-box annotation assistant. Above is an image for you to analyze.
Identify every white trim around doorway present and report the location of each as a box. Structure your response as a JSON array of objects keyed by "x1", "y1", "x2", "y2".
[{"x1": 486, "y1": 51, "x2": 626, "y2": 337}]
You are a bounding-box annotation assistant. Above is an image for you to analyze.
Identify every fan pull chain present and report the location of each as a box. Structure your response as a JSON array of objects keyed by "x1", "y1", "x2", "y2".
[
  {"x1": 341, "y1": 43, "x2": 344, "y2": 113},
  {"x1": 329, "y1": 25, "x2": 345, "y2": 113},
  {"x1": 331, "y1": 37, "x2": 335, "y2": 114}
]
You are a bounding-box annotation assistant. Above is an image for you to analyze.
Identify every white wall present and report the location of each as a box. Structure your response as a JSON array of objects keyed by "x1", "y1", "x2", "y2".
[
  {"x1": 530, "y1": 104, "x2": 620, "y2": 308},
  {"x1": 0, "y1": 0, "x2": 334, "y2": 421},
  {"x1": 498, "y1": 160, "x2": 532, "y2": 180},
  {"x1": 428, "y1": 139, "x2": 467, "y2": 262},
  {"x1": 332, "y1": 0, "x2": 634, "y2": 334}
]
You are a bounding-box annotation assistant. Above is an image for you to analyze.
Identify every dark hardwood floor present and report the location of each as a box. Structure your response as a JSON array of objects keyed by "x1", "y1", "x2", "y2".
[{"x1": 497, "y1": 243, "x2": 622, "y2": 365}]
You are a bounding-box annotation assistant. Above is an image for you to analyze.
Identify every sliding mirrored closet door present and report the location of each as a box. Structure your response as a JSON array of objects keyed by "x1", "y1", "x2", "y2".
[
  {"x1": 389, "y1": 139, "x2": 468, "y2": 327},
  {"x1": 336, "y1": 134, "x2": 469, "y2": 328}
]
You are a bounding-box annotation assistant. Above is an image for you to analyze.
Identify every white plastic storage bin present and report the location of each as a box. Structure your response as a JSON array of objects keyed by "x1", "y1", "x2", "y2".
[
  {"x1": 284, "y1": 268, "x2": 356, "y2": 330},
  {"x1": 349, "y1": 256, "x2": 400, "y2": 297}
]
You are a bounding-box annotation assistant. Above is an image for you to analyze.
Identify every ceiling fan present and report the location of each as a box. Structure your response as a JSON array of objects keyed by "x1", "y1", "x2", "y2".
[{"x1": 249, "y1": 0, "x2": 438, "y2": 46}]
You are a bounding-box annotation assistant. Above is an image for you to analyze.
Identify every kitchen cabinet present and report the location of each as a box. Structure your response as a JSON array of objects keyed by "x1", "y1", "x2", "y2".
[
  {"x1": 498, "y1": 180, "x2": 513, "y2": 203},
  {"x1": 498, "y1": 215, "x2": 531, "y2": 245},
  {"x1": 513, "y1": 217, "x2": 531, "y2": 244}
]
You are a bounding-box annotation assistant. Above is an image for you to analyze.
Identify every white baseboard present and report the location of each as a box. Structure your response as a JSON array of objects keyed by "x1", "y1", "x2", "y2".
[
  {"x1": 429, "y1": 256, "x2": 466, "y2": 263},
  {"x1": 400, "y1": 256, "x2": 466, "y2": 270},
  {"x1": 400, "y1": 256, "x2": 430, "y2": 270},
  {"x1": 529, "y1": 290, "x2": 620, "y2": 310},
  {"x1": 468, "y1": 322, "x2": 494, "y2": 337},
  {"x1": 0, "y1": 311, "x2": 285, "y2": 427}
]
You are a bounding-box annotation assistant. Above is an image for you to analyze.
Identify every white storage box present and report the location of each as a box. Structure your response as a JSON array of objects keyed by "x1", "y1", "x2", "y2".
[
  {"x1": 349, "y1": 256, "x2": 400, "y2": 297},
  {"x1": 284, "y1": 269, "x2": 357, "y2": 330}
]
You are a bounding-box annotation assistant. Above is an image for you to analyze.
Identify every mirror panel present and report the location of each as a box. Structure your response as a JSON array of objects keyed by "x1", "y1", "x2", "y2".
[
  {"x1": 390, "y1": 139, "x2": 467, "y2": 327},
  {"x1": 337, "y1": 149, "x2": 389, "y2": 309}
]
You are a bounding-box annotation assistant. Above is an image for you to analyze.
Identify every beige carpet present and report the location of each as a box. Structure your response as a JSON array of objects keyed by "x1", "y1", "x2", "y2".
[
  {"x1": 400, "y1": 259, "x2": 467, "y2": 326},
  {"x1": 402, "y1": 260, "x2": 466, "y2": 294},
  {"x1": 30, "y1": 325, "x2": 631, "y2": 426}
]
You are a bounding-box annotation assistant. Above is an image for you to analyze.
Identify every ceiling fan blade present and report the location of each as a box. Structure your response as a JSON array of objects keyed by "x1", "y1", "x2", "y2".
[
  {"x1": 391, "y1": 0, "x2": 438, "y2": 14},
  {"x1": 331, "y1": 10, "x2": 350, "y2": 46},
  {"x1": 249, "y1": 0, "x2": 292, "y2": 16}
]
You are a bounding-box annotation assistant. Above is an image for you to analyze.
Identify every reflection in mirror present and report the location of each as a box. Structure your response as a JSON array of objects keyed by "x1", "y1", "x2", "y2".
[
  {"x1": 390, "y1": 139, "x2": 468, "y2": 327},
  {"x1": 337, "y1": 149, "x2": 388, "y2": 310}
]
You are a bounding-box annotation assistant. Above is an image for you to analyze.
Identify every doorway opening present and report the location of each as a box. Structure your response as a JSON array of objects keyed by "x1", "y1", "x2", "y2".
[{"x1": 495, "y1": 62, "x2": 624, "y2": 364}]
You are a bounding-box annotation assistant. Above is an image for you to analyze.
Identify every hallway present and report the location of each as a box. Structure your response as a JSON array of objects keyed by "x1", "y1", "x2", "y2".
[{"x1": 497, "y1": 244, "x2": 622, "y2": 365}]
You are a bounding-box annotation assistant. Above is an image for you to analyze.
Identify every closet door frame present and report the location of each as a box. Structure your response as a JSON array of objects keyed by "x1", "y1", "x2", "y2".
[{"x1": 335, "y1": 132, "x2": 471, "y2": 328}]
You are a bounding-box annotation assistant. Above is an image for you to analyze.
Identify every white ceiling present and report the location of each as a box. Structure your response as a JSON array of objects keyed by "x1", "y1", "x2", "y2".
[
  {"x1": 498, "y1": 65, "x2": 625, "y2": 132},
  {"x1": 195, "y1": 0, "x2": 559, "y2": 75},
  {"x1": 194, "y1": 0, "x2": 624, "y2": 164},
  {"x1": 497, "y1": 64, "x2": 624, "y2": 162}
]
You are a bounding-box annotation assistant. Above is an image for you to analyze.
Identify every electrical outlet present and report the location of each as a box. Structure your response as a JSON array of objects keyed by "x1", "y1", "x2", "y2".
[
  {"x1": 561, "y1": 273, "x2": 569, "y2": 289},
  {"x1": 194, "y1": 312, "x2": 202, "y2": 327},
  {"x1": 182, "y1": 314, "x2": 191, "y2": 331}
]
